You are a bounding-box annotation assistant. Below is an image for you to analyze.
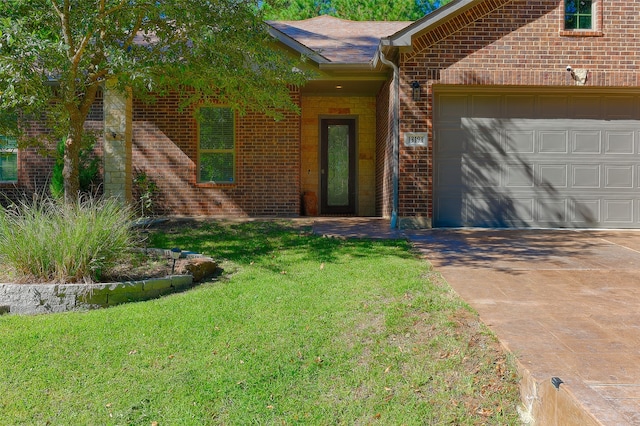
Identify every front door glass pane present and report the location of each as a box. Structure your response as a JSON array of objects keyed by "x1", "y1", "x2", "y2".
[{"x1": 327, "y1": 124, "x2": 349, "y2": 206}]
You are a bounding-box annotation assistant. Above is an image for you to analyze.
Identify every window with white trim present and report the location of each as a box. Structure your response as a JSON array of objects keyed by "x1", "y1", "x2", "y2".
[
  {"x1": 198, "y1": 107, "x2": 235, "y2": 183},
  {"x1": 564, "y1": 0, "x2": 593, "y2": 30},
  {"x1": 0, "y1": 134, "x2": 17, "y2": 182}
]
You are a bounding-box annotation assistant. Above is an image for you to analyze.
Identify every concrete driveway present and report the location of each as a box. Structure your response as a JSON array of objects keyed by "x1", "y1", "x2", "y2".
[{"x1": 406, "y1": 229, "x2": 640, "y2": 425}]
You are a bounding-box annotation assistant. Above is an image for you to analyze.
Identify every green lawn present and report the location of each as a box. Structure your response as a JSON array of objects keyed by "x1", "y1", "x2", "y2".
[{"x1": 0, "y1": 220, "x2": 522, "y2": 425}]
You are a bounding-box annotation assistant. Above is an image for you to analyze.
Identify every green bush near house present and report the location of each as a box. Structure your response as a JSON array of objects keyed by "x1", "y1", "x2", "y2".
[
  {"x1": 49, "y1": 138, "x2": 100, "y2": 198},
  {"x1": 0, "y1": 196, "x2": 136, "y2": 283}
]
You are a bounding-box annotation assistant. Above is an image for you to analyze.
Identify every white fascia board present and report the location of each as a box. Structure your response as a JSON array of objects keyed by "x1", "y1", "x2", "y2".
[
  {"x1": 381, "y1": 0, "x2": 483, "y2": 48},
  {"x1": 318, "y1": 62, "x2": 376, "y2": 72}
]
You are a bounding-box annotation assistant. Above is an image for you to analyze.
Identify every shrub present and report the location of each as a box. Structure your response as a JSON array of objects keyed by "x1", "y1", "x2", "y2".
[
  {"x1": 133, "y1": 171, "x2": 159, "y2": 217},
  {"x1": 49, "y1": 138, "x2": 100, "y2": 198},
  {"x1": 0, "y1": 196, "x2": 137, "y2": 283}
]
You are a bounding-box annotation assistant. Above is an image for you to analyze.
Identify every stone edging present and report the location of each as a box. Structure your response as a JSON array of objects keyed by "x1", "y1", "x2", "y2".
[
  {"x1": 0, "y1": 247, "x2": 216, "y2": 316},
  {"x1": 0, "y1": 275, "x2": 193, "y2": 316}
]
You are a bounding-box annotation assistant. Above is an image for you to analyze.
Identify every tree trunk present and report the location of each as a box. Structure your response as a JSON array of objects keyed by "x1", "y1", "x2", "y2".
[{"x1": 62, "y1": 121, "x2": 83, "y2": 203}]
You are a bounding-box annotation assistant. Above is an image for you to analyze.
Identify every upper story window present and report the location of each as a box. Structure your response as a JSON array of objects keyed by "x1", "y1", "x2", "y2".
[
  {"x1": 0, "y1": 134, "x2": 18, "y2": 182},
  {"x1": 562, "y1": 0, "x2": 602, "y2": 36},
  {"x1": 565, "y1": 0, "x2": 592, "y2": 29},
  {"x1": 198, "y1": 107, "x2": 235, "y2": 184}
]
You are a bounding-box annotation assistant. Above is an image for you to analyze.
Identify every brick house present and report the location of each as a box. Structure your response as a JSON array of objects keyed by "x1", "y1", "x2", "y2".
[
  {"x1": 3, "y1": 0, "x2": 640, "y2": 228},
  {"x1": 386, "y1": 0, "x2": 640, "y2": 228}
]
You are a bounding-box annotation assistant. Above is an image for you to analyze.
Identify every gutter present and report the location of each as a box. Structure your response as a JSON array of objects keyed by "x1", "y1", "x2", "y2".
[{"x1": 376, "y1": 50, "x2": 400, "y2": 229}]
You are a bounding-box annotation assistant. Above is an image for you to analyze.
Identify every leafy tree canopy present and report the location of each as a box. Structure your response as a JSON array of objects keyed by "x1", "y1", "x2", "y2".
[
  {"x1": 264, "y1": 0, "x2": 452, "y2": 21},
  {"x1": 0, "y1": 0, "x2": 308, "y2": 200}
]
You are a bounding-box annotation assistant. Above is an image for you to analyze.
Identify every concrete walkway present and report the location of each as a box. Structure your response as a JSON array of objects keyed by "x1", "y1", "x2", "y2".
[{"x1": 312, "y1": 219, "x2": 640, "y2": 425}]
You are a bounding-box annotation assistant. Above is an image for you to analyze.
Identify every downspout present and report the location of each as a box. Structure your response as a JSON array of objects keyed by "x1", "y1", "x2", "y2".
[{"x1": 378, "y1": 50, "x2": 400, "y2": 229}]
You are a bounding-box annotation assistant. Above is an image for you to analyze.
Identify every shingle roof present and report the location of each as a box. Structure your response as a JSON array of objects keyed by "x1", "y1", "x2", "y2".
[{"x1": 268, "y1": 15, "x2": 411, "y2": 64}]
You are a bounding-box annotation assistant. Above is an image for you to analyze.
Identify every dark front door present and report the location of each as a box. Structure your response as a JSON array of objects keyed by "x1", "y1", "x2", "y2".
[{"x1": 320, "y1": 119, "x2": 356, "y2": 215}]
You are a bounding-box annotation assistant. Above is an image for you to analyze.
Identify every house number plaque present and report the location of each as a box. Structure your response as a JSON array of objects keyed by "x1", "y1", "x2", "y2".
[{"x1": 404, "y1": 132, "x2": 428, "y2": 147}]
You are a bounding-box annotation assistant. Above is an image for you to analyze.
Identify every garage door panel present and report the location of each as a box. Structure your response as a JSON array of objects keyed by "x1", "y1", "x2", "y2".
[
  {"x1": 571, "y1": 96, "x2": 602, "y2": 119},
  {"x1": 536, "y1": 199, "x2": 568, "y2": 223},
  {"x1": 504, "y1": 163, "x2": 534, "y2": 187},
  {"x1": 538, "y1": 95, "x2": 569, "y2": 118},
  {"x1": 604, "y1": 200, "x2": 634, "y2": 223},
  {"x1": 604, "y1": 96, "x2": 636, "y2": 119},
  {"x1": 571, "y1": 199, "x2": 601, "y2": 224},
  {"x1": 572, "y1": 164, "x2": 601, "y2": 188},
  {"x1": 572, "y1": 131, "x2": 602, "y2": 154},
  {"x1": 436, "y1": 158, "x2": 463, "y2": 187},
  {"x1": 505, "y1": 198, "x2": 534, "y2": 222},
  {"x1": 434, "y1": 90, "x2": 640, "y2": 228},
  {"x1": 465, "y1": 196, "x2": 508, "y2": 227},
  {"x1": 438, "y1": 94, "x2": 468, "y2": 119},
  {"x1": 471, "y1": 95, "x2": 502, "y2": 117},
  {"x1": 463, "y1": 121, "x2": 502, "y2": 154},
  {"x1": 538, "y1": 164, "x2": 568, "y2": 187},
  {"x1": 605, "y1": 132, "x2": 635, "y2": 154},
  {"x1": 435, "y1": 128, "x2": 465, "y2": 154},
  {"x1": 604, "y1": 165, "x2": 634, "y2": 188},
  {"x1": 463, "y1": 157, "x2": 501, "y2": 187},
  {"x1": 505, "y1": 95, "x2": 535, "y2": 117},
  {"x1": 464, "y1": 196, "x2": 536, "y2": 227},
  {"x1": 435, "y1": 197, "x2": 463, "y2": 226},
  {"x1": 506, "y1": 130, "x2": 535, "y2": 154},
  {"x1": 539, "y1": 131, "x2": 569, "y2": 153}
]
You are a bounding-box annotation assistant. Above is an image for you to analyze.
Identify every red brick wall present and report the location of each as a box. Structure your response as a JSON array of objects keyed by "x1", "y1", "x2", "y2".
[
  {"x1": 2, "y1": 86, "x2": 301, "y2": 218},
  {"x1": 0, "y1": 93, "x2": 104, "y2": 205},
  {"x1": 398, "y1": 0, "x2": 640, "y2": 220},
  {"x1": 375, "y1": 79, "x2": 393, "y2": 218},
  {"x1": 132, "y1": 90, "x2": 301, "y2": 216}
]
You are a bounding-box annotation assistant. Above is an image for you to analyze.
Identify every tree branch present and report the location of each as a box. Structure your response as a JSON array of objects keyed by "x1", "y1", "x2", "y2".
[
  {"x1": 103, "y1": 0, "x2": 129, "y2": 17},
  {"x1": 51, "y1": 0, "x2": 75, "y2": 56},
  {"x1": 71, "y1": 30, "x2": 96, "y2": 70},
  {"x1": 78, "y1": 81, "x2": 102, "y2": 118},
  {"x1": 123, "y1": 13, "x2": 144, "y2": 51}
]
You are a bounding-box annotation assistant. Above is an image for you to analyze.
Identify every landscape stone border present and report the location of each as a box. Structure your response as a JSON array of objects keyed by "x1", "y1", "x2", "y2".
[
  {"x1": 0, "y1": 275, "x2": 193, "y2": 315},
  {"x1": 0, "y1": 248, "x2": 216, "y2": 316}
]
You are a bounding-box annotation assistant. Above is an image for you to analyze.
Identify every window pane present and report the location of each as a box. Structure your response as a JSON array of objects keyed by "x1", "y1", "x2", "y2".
[
  {"x1": 565, "y1": 0, "x2": 577, "y2": 14},
  {"x1": 327, "y1": 124, "x2": 350, "y2": 207},
  {"x1": 200, "y1": 108, "x2": 234, "y2": 150},
  {"x1": 0, "y1": 135, "x2": 17, "y2": 150},
  {"x1": 565, "y1": 0, "x2": 592, "y2": 30},
  {"x1": 199, "y1": 152, "x2": 234, "y2": 183},
  {"x1": 578, "y1": 0, "x2": 592, "y2": 14},
  {"x1": 578, "y1": 16, "x2": 592, "y2": 29},
  {"x1": 0, "y1": 152, "x2": 17, "y2": 181},
  {"x1": 0, "y1": 135, "x2": 17, "y2": 181}
]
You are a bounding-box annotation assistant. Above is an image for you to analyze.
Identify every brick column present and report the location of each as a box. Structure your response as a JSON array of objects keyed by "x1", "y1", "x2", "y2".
[{"x1": 103, "y1": 80, "x2": 132, "y2": 202}]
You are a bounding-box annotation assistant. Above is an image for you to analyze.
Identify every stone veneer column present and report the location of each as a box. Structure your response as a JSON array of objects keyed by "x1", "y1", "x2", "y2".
[{"x1": 103, "y1": 79, "x2": 132, "y2": 202}]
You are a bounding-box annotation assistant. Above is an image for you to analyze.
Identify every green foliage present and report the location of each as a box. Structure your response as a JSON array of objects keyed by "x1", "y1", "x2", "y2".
[
  {"x1": 0, "y1": 0, "x2": 308, "y2": 117},
  {"x1": 132, "y1": 171, "x2": 158, "y2": 217},
  {"x1": 0, "y1": 0, "x2": 308, "y2": 196},
  {"x1": 0, "y1": 221, "x2": 521, "y2": 424},
  {"x1": 50, "y1": 137, "x2": 100, "y2": 198},
  {"x1": 0, "y1": 196, "x2": 137, "y2": 283},
  {"x1": 264, "y1": 0, "x2": 452, "y2": 21}
]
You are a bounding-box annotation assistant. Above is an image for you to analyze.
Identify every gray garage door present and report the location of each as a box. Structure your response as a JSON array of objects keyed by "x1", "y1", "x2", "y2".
[{"x1": 434, "y1": 89, "x2": 640, "y2": 228}]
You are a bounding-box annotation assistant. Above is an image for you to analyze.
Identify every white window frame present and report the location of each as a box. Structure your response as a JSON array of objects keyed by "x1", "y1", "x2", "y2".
[{"x1": 561, "y1": 0, "x2": 602, "y2": 36}]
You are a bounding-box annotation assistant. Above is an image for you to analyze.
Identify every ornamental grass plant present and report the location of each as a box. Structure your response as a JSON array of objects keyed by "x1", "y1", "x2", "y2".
[{"x1": 0, "y1": 196, "x2": 136, "y2": 283}]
